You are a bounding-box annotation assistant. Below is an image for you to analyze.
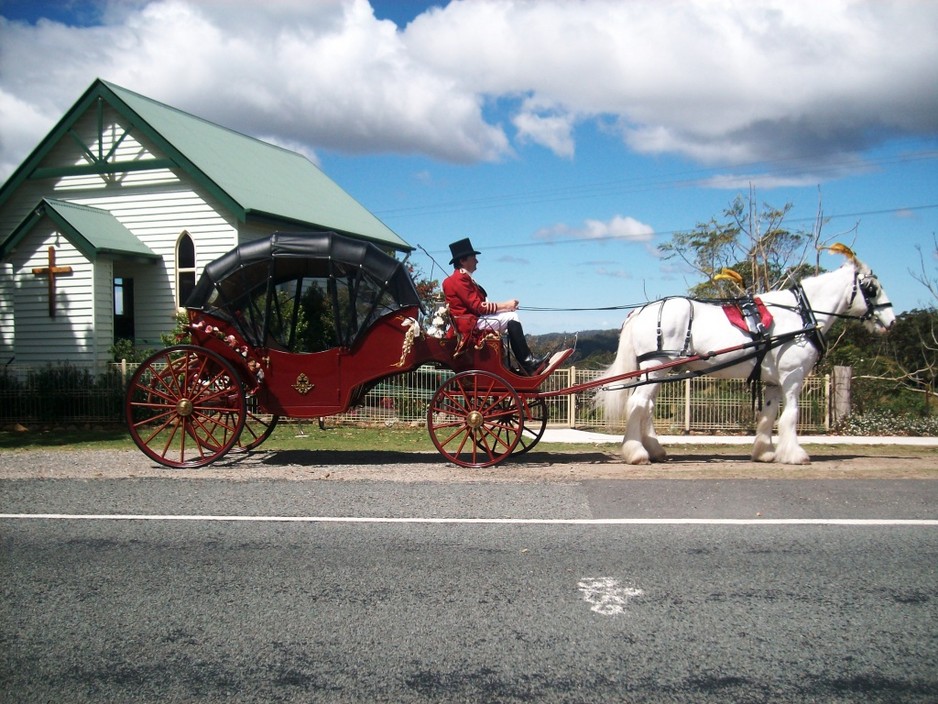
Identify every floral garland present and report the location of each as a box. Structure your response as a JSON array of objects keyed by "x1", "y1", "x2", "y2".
[
  {"x1": 188, "y1": 320, "x2": 265, "y2": 382},
  {"x1": 394, "y1": 305, "x2": 453, "y2": 367},
  {"x1": 424, "y1": 305, "x2": 449, "y2": 339}
]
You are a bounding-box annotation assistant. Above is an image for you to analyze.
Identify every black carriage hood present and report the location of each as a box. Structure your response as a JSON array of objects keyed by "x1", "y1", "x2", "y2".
[{"x1": 186, "y1": 231, "x2": 422, "y2": 310}]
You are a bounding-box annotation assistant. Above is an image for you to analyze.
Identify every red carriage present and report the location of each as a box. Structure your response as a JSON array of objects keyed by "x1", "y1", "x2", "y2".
[
  {"x1": 126, "y1": 232, "x2": 895, "y2": 469},
  {"x1": 125, "y1": 232, "x2": 574, "y2": 469}
]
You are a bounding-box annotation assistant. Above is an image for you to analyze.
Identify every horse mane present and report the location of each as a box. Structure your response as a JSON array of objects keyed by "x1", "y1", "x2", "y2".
[{"x1": 826, "y1": 242, "x2": 858, "y2": 264}]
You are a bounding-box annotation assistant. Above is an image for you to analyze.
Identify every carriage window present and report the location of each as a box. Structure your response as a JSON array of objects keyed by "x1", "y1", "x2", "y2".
[
  {"x1": 176, "y1": 233, "x2": 196, "y2": 308},
  {"x1": 267, "y1": 277, "x2": 338, "y2": 352},
  {"x1": 333, "y1": 265, "x2": 398, "y2": 343},
  {"x1": 203, "y1": 259, "x2": 270, "y2": 345}
]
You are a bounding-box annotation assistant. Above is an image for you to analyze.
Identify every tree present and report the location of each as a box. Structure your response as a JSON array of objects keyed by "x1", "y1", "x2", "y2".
[
  {"x1": 407, "y1": 262, "x2": 442, "y2": 314},
  {"x1": 659, "y1": 187, "x2": 820, "y2": 297}
]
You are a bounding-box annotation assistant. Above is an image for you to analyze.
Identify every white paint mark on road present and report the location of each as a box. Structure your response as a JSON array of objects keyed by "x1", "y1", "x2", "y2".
[
  {"x1": 1, "y1": 514, "x2": 937, "y2": 526},
  {"x1": 578, "y1": 577, "x2": 644, "y2": 616}
]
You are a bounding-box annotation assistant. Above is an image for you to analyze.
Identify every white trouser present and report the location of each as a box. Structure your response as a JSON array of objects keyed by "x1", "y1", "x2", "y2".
[{"x1": 475, "y1": 311, "x2": 519, "y2": 334}]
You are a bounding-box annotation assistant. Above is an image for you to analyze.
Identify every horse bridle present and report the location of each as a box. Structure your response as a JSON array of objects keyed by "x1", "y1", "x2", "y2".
[
  {"x1": 784, "y1": 269, "x2": 892, "y2": 356},
  {"x1": 849, "y1": 270, "x2": 893, "y2": 323}
]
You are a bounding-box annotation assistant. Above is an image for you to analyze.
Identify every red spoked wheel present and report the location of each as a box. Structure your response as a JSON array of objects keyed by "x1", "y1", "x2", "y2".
[
  {"x1": 514, "y1": 396, "x2": 548, "y2": 455},
  {"x1": 231, "y1": 401, "x2": 280, "y2": 453},
  {"x1": 125, "y1": 345, "x2": 246, "y2": 468},
  {"x1": 427, "y1": 370, "x2": 523, "y2": 468}
]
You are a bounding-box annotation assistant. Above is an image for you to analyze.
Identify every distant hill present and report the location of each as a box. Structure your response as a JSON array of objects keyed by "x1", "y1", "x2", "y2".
[{"x1": 528, "y1": 328, "x2": 620, "y2": 369}]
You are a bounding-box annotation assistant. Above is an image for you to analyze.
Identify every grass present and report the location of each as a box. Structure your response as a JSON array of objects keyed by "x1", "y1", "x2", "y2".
[
  {"x1": 0, "y1": 423, "x2": 608, "y2": 457},
  {"x1": 0, "y1": 423, "x2": 430, "y2": 452}
]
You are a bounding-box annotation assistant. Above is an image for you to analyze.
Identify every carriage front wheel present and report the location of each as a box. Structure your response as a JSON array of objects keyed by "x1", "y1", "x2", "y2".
[
  {"x1": 125, "y1": 345, "x2": 246, "y2": 468},
  {"x1": 427, "y1": 370, "x2": 523, "y2": 468}
]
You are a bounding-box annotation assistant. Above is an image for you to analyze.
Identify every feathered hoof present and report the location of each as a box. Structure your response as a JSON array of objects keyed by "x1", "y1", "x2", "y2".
[
  {"x1": 621, "y1": 441, "x2": 651, "y2": 465},
  {"x1": 774, "y1": 448, "x2": 811, "y2": 465},
  {"x1": 752, "y1": 450, "x2": 776, "y2": 463}
]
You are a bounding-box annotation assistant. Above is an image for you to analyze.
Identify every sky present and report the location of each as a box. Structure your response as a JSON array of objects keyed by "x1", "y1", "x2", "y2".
[{"x1": 1, "y1": 0, "x2": 936, "y2": 334}]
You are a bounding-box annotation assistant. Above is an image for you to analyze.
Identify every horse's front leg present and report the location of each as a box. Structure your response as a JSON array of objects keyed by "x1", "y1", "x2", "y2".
[
  {"x1": 773, "y1": 375, "x2": 811, "y2": 465},
  {"x1": 751, "y1": 384, "x2": 781, "y2": 462}
]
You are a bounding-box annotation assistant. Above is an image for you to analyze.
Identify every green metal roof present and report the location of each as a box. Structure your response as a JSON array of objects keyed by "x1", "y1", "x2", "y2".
[
  {"x1": 102, "y1": 81, "x2": 410, "y2": 251},
  {"x1": 0, "y1": 79, "x2": 411, "y2": 252},
  {"x1": 1, "y1": 199, "x2": 159, "y2": 261}
]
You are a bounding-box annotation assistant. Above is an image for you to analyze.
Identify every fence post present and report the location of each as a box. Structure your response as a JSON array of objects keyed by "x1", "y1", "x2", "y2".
[
  {"x1": 831, "y1": 366, "x2": 852, "y2": 428},
  {"x1": 121, "y1": 358, "x2": 127, "y2": 386},
  {"x1": 567, "y1": 366, "x2": 576, "y2": 428},
  {"x1": 684, "y1": 377, "x2": 691, "y2": 433}
]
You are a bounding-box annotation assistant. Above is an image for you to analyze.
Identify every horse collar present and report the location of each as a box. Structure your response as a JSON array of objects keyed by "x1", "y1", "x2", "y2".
[{"x1": 791, "y1": 284, "x2": 827, "y2": 357}]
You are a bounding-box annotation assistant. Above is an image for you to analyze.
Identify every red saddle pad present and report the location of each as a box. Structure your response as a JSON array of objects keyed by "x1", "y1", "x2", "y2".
[{"x1": 722, "y1": 297, "x2": 773, "y2": 334}]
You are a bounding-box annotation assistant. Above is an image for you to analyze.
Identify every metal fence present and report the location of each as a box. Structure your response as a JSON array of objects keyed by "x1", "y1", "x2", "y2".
[
  {"x1": 349, "y1": 366, "x2": 830, "y2": 434},
  {"x1": 0, "y1": 362, "x2": 829, "y2": 433}
]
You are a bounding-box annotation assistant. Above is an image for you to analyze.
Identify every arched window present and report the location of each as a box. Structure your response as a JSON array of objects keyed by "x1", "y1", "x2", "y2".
[{"x1": 176, "y1": 232, "x2": 196, "y2": 308}]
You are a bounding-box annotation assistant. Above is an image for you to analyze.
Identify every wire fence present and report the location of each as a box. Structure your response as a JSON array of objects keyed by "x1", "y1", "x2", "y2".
[{"x1": 0, "y1": 362, "x2": 829, "y2": 434}]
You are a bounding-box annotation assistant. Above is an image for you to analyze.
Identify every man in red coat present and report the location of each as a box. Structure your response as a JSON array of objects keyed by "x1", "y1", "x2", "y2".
[{"x1": 442, "y1": 237, "x2": 546, "y2": 374}]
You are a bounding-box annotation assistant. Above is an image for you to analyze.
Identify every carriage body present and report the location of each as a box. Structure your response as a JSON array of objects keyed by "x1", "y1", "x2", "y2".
[{"x1": 125, "y1": 231, "x2": 563, "y2": 468}]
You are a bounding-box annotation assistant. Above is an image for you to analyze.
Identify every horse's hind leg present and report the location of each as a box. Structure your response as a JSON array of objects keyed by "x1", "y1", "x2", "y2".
[
  {"x1": 752, "y1": 384, "x2": 781, "y2": 462},
  {"x1": 620, "y1": 384, "x2": 658, "y2": 464},
  {"x1": 641, "y1": 403, "x2": 668, "y2": 462}
]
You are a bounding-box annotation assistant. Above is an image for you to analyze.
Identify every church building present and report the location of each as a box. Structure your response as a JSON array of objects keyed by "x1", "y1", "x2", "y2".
[{"x1": 0, "y1": 78, "x2": 411, "y2": 371}]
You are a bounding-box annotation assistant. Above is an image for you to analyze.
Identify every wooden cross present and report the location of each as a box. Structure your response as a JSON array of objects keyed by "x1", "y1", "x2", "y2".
[{"x1": 32, "y1": 246, "x2": 73, "y2": 318}]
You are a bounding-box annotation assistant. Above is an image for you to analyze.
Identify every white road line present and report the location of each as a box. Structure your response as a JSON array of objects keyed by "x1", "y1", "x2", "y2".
[{"x1": 1, "y1": 514, "x2": 937, "y2": 525}]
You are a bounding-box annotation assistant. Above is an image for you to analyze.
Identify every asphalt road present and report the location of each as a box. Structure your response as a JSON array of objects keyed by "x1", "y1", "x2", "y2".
[{"x1": 2, "y1": 475, "x2": 937, "y2": 703}]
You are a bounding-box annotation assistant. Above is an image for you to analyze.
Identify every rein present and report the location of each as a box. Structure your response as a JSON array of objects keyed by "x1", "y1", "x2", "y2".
[
  {"x1": 598, "y1": 327, "x2": 815, "y2": 393},
  {"x1": 523, "y1": 270, "x2": 891, "y2": 328}
]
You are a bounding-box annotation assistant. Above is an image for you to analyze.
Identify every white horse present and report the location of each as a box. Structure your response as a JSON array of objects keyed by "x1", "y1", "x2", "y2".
[{"x1": 597, "y1": 247, "x2": 895, "y2": 465}]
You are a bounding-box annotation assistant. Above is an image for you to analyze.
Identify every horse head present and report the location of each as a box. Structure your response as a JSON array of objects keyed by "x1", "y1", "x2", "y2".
[{"x1": 828, "y1": 244, "x2": 895, "y2": 332}]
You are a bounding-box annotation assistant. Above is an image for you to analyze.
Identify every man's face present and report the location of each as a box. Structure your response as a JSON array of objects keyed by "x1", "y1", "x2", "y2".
[{"x1": 462, "y1": 254, "x2": 478, "y2": 273}]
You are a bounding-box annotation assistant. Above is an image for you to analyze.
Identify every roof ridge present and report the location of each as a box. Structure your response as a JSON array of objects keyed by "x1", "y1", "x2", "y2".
[
  {"x1": 42, "y1": 197, "x2": 109, "y2": 212},
  {"x1": 101, "y1": 79, "x2": 305, "y2": 160}
]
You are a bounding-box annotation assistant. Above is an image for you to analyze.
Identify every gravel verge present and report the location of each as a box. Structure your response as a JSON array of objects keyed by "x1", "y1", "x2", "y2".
[{"x1": 1, "y1": 444, "x2": 936, "y2": 482}]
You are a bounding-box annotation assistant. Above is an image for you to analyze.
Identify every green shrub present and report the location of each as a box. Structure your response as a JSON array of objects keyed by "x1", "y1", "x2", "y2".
[{"x1": 834, "y1": 410, "x2": 938, "y2": 437}]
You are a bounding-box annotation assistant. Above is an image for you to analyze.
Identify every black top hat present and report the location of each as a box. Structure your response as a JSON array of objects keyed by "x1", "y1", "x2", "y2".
[{"x1": 448, "y1": 237, "x2": 481, "y2": 265}]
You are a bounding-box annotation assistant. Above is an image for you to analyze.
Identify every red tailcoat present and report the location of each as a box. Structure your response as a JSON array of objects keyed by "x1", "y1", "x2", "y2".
[{"x1": 442, "y1": 269, "x2": 497, "y2": 349}]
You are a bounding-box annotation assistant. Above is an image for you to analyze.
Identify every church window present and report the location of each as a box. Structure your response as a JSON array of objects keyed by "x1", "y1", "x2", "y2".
[{"x1": 176, "y1": 232, "x2": 196, "y2": 308}]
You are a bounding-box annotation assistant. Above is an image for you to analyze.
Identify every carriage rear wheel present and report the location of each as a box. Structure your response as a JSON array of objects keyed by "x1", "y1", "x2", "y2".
[
  {"x1": 125, "y1": 345, "x2": 246, "y2": 468},
  {"x1": 514, "y1": 397, "x2": 547, "y2": 455},
  {"x1": 231, "y1": 407, "x2": 280, "y2": 453},
  {"x1": 427, "y1": 370, "x2": 523, "y2": 468}
]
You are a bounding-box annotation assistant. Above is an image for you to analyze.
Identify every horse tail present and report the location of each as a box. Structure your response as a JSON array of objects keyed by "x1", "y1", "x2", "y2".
[{"x1": 595, "y1": 315, "x2": 639, "y2": 421}]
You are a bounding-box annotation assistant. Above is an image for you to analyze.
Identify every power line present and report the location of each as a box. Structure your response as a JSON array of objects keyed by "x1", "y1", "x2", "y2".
[
  {"x1": 465, "y1": 203, "x2": 938, "y2": 253},
  {"x1": 375, "y1": 150, "x2": 938, "y2": 220}
]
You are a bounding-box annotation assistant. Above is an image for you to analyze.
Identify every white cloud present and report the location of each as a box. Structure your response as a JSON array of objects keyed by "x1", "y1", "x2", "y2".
[
  {"x1": 0, "y1": 88, "x2": 56, "y2": 177},
  {"x1": 535, "y1": 215, "x2": 654, "y2": 243},
  {"x1": 1, "y1": 0, "x2": 937, "y2": 180},
  {"x1": 512, "y1": 101, "x2": 576, "y2": 158}
]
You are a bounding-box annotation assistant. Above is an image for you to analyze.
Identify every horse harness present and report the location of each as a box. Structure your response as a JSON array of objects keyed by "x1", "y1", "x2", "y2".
[
  {"x1": 636, "y1": 267, "x2": 887, "y2": 365},
  {"x1": 623, "y1": 269, "x2": 887, "y2": 398}
]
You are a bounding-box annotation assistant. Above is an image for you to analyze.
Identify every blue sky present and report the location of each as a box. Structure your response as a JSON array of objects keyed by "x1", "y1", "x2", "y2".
[{"x1": 1, "y1": 0, "x2": 937, "y2": 334}]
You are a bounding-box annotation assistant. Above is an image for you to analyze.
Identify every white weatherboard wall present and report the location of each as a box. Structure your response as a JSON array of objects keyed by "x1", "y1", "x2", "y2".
[
  {"x1": 13, "y1": 229, "x2": 95, "y2": 366},
  {"x1": 0, "y1": 261, "x2": 12, "y2": 362},
  {"x1": 55, "y1": 109, "x2": 239, "y2": 343}
]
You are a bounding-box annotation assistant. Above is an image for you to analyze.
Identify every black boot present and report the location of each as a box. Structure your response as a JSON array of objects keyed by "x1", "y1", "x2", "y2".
[{"x1": 507, "y1": 320, "x2": 547, "y2": 374}]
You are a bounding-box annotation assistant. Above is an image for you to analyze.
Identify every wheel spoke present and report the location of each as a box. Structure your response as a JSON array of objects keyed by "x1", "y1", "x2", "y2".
[
  {"x1": 125, "y1": 346, "x2": 246, "y2": 468},
  {"x1": 427, "y1": 371, "x2": 522, "y2": 468}
]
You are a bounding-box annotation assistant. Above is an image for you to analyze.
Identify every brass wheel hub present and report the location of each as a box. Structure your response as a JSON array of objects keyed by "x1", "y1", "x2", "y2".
[
  {"x1": 466, "y1": 410, "x2": 484, "y2": 429},
  {"x1": 176, "y1": 398, "x2": 194, "y2": 417}
]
